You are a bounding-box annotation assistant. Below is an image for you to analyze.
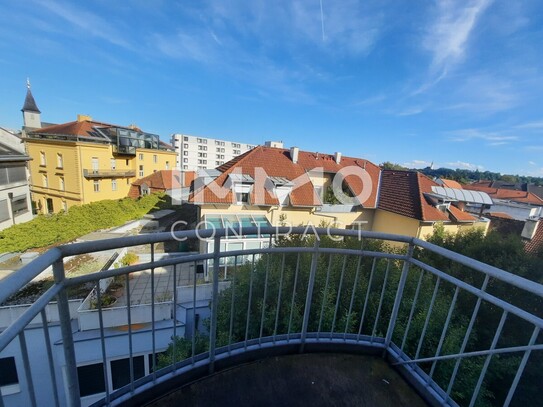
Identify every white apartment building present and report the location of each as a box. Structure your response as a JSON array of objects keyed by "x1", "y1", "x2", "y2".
[{"x1": 170, "y1": 134, "x2": 256, "y2": 171}]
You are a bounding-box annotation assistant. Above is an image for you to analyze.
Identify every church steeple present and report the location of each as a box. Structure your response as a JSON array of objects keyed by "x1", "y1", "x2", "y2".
[{"x1": 21, "y1": 79, "x2": 41, "y2": 129}]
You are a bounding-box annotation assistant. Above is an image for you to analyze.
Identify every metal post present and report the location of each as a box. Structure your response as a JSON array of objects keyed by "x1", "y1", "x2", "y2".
[
  {"x1": 208, "y1": 235, "x2": 221, "y2": 374},
  {"x1": 300, "y1": 238, "x2": 320, "y2": 352},
  {"x1": 384, "y1": 243, "x2": 414, "y2": 352},
  {"x1": 53, "y1": 259, "x2": 81, "y2": 407}
]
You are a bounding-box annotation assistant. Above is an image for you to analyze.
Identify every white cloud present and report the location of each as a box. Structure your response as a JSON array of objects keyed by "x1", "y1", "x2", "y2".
[
  {"x1": 515, "y1": 121, "x2": 543, "y2": 129},
  {"x1": 402, "y1": 160, "x2": 433, "y2": 169},
  {"x1": 418, "y1": 0, "x2": 493, "y2": 91},
  {"x1": 446, "y1": 161, "x2": 484, "y2": 171},
  {"x1": 36, "y1": 0, "x2": 132, "y2": 50},
  {"x1": 446, "y1": 128, "x2": 518, "y2": 144}
]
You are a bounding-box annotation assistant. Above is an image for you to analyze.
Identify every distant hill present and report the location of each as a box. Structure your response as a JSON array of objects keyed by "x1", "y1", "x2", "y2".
[{"x1": 380, "y1": 162, "x2": 543, "y2": 186}]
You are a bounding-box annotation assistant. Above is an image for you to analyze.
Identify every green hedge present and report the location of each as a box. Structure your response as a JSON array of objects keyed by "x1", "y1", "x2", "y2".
[{"x1": 0, "y1": 194, "x2": 166, "y2": 253}]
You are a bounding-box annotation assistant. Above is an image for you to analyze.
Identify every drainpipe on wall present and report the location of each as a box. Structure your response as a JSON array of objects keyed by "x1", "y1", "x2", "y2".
[{"x1": 311, "y1": 207, "x2": 338, "y2": 226}]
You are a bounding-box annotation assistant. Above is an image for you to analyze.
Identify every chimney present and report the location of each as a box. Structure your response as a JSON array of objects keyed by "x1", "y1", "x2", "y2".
[
  {"x1": 335, "y1": 152, "x2": 342, "y2": 164},
  {"x1": 290, "y1": 147, "x2": 299, "y2": 163},
  {"x1": 77, "y1": 114, "x2": 92, "y2": 122},
  {"x1": 521, "y1": 219, "x2": 540, "y2": 240}
]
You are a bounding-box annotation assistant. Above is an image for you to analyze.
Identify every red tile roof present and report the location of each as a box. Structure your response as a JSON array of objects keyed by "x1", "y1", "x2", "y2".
[
  {"x1": 132, "y1": 170, "x2": 182, "y2": 190},
  {"x1": 378, "y1": 170, "x2": 477, "y2": 222},
  {"x1": 32, "y1": 120, "x2": 118, "y2": 137},
  {"x1": 464, "y1": 184, "x2": 543, "y2": 205},
  {"x1": 191, "y1": 146, "x2": 380, "y2": 208},
  {"x1": 524, "y1": 220, "x2": 543, "y2": 254},
  {"x1": 440, "y1": 179, "x2": 463, "y2": 189}
]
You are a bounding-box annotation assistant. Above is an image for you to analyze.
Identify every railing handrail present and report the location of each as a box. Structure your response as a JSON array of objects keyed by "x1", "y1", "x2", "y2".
[{"x1": 3, "y1": 227, "x2": 542, "y2": 307}]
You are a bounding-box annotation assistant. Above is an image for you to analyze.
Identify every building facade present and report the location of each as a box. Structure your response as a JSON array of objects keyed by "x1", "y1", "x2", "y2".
[
  {"x1": 24, "y1": 115, "x2": 176, "y2": 214},
  {"x1": 0, "y1": 128, "x2": 33, "y2": 230},
  {"x1": 170, "y1": 133, "x2": 256, "y2": 171}
]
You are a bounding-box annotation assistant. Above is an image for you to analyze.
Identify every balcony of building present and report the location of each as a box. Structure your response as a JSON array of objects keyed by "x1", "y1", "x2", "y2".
[
  {"x1": 0, "y1": 228, "x2": 541, "y2": 407},
  {"x1": 83, "y1": 169, "x2": 136, "y2": 179}
]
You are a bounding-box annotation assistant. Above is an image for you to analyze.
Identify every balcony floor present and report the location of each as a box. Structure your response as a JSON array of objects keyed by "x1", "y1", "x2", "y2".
[{"x1": 145, "y1": 353, "x2": 429, "y2": 407}]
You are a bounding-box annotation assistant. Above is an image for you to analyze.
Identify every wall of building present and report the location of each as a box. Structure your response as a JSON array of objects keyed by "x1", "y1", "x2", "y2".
[
  {"x1": 199, "y1": 204, "x2": 375, "y2": 230},
  {"x1": 372, "y1": 210, "x2": 422, "y2": 239},
  {"x1": 171, "y1": 134, "x2": 255, "y2": 171},
  {"x1": 0, "y1": 184, "x2": 33, "y2": 231},
  {"x1": 25, "y1": 138, "x2": 176, "y2": 214}
]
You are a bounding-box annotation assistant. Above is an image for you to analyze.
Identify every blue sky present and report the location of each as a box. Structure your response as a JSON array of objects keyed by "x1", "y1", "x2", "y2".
[{"x1": 1, "y1": 1, "x2": 542, "y2": 176}]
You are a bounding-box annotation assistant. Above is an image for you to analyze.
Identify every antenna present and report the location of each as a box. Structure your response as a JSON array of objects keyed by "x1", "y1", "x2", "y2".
[{"x1": 26, "y1": 78, "x2": 31, "y2": 89}]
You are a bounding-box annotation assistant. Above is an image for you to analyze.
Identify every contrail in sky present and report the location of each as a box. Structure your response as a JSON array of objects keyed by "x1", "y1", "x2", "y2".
[{"x1": 320, "y1": 0, "x2": 325, "y2": 41}]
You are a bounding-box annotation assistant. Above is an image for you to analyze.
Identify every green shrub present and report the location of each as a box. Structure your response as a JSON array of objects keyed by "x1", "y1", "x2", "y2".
[
  {"x1": 0, "y1": 193, "x2": 166, "y2": 253},
  {"x1": 120, "y1": 253, "x2": 139, "y2": 266}
]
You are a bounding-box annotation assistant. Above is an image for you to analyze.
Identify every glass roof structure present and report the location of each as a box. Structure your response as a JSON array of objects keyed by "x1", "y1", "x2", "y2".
[
  {"x1": 204, "y1": 214, "x2": 271, "y2": 229},
  {"x1": 431, "y1": 186, "x2": 493, "y2": 205}
]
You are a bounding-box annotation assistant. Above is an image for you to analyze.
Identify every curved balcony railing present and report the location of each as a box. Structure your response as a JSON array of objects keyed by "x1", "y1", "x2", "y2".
[{"x1": 0, "y1": 228, "x2": 542, "y2": 407}]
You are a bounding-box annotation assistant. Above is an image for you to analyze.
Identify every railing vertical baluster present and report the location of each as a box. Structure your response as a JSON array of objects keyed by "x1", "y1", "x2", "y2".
[
  {"x1": 446, "y1": 275, "x2": 489, "y2": 398},
  {"x1": 96, "y1": 283, "x2": 110, "y2": 404},
  {"x1": 126, "y1": 273, "x2": 134, "y2": 392},
  {"x1": 52, "y1": 259, "x2": 81, "y2": 407},
  {"x1": 401, "y1": 268, "x2": 425, "y2": 352},
  {"x1": 228, "y1": 255, "x2": 238, "y2": 353},
  {"x1": 429, "y1": 285, "x2": 459, "y2": 380},
  {"x1": 317, "y1": 255, "x2": 333, "y2": 340},
  {"x1": 259, "y1": 251, "x2": 272, "y2": 344},
  {"x1": 357, "y1": 257, "x2": 377, "y2": 339},
  {"x1": 287, "y1": 254, "x2": 301, "y2": 340},
  {"x1": 172, "y1": 264, "x2": 177, "y2": 370},
  {"x1": 344, "y1": 253, "x2": 363, "y2": 337},
  {"x1": 150, "y1": 243, "x2": 156, "y2": 381},
  {"x1": 191, "y1": 260, "x2": 197, "y2": 365},
  {"x1": 331, "y1": 256, "x2": 347, "y2": 339},
  {"x1": 41, "y1": 309, "x2": 60, "y2": 407},
  {"x1": 18, "y1": 331, "x2": 36, "y2": 407},
  {"x1": 384, "y1": 243, "x2": 414, "y2": 351},
  {"x1": 503, "y1": 326, "x2": 540, "y2": 407},
  {"x1": 371, "y1": 259, "x2": 391, "y2": 343},
  {"x1": 414, "y1": 277, "x2": 441, "y2": 360},
  {"x1": 300, "y1": 238, "x2": 320, "y2": 351},
  {"x1": 244, "y1": 254, "x2": 256, "y2": 347},
  {"x1": 469, "y1": 311, "x2": 508, "y2": 407},
  {"x1": 273, "y1": 253, "x2": 286, "y2": 343},
  {"x1": 208, "y1": 235, "x2": 221, "y2": 373}
]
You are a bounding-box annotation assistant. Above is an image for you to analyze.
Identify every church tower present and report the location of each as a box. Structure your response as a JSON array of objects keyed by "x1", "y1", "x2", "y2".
[{"x1": 21, "y1": 79, "x2": 41, "y2": 129}]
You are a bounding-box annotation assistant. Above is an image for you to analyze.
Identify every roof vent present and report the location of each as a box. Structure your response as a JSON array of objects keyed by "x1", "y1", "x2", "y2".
[
  {"x1": 77, "y1": 114, "x2": 92, "y2": 122},
  {"x1": 290, "y1": 147, "x2": 299, "y2": 163},
  {"x1": 335, "y1": 152, "x2": 342, "y2": 164}
]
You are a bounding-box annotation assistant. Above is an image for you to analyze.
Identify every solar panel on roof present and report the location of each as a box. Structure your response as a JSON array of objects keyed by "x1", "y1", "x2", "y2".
[{"x1": 431, "y1": 186, "x2": 493, "y2": 205}]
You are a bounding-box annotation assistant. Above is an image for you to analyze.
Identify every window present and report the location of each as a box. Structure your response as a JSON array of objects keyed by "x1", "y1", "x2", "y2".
[
  {"x1": 91, "y1": 157, "x2": 99, "y2": 172},
  {"x1": 197, "y1": 138, "x2": 202, "y2": 143},
  {"x1": 139, "y1": 165, "x2": 144, "y2": 177},
  {"x1": 183, "y1": 143, "x2": 188, "y2": 149},
  {"x1": 0, "y1": 165, "x2": 26, "y2": 186},
  {"x1": 111, "y1": 179, "x2": 117, "y2": 191},
  {"x1": 43, "y1": 174, "x2": 48, "y2": 188},
  {"x1": 215, "y1": 140, "x2": 220, "y2": 145},
  {"x1": 236, "y1": 192, "x2": 249, "y2": 204},
  {"x1": 183, "y1": 158, "x2": 188, "y2": 163},
  {"x1": 183, "y1": 165, "x2": 188, "y2": 169},
  {"x1": 183, "y1": 136, "x2": 189, "y2": 141},
  {"x1": 62, "y1": 200, "x2": 67, "y2": 212},
  {"x1": 126, "y1": 179, "x2": 130, "y2": 185},
  {"x1": 198, "y1": 145, "x2": 207, "y2": 151},
  {"x1": 232, "y1": 143, "x2": 240, "y2": 148},
  {"x1": 153, "y1": 154, "x2": 157, "y2": 163},
  {"x1": 93, "y1": 180, "x2": 100, "y2": 192},
  {"x1": 0, "y1": 357, "x2": 19, "y2": 395},
  {"x1": 216, "y1": 161, "x2": 220, "y2": 165},
  {"x1": 165, "y1": 161, "x2": 170, "y2": 170},
  {"x1": 59, "y1": 177, "x2": 65, "y2": 191},
  {"x1": 216, "y1": 147, "x2": 221, "y2": 152},
  {"x1": 110, "y1": 159, "x2": 116, "y2": 170},
  {"x1": 198, "y1": 152, "x2": 207, "y2": 158},
  {"x1": 233, "y1": 150, "x2": 240, "y2": 155},
  {"x1": 40, "y1": 151, "x2": 46, "y2": 166},
  {"x1": 110, "y1": 356, "x2": 145, "y2": 390},
  {"x1": 139, "y1": 153, "x2": 144, "y2": 160},
  {"x1": 57, "y1": 153, "x2": 63, "y2": 169},
  {"x1": 183, "y1": 151, "x2": 188, "y2": 156},
  {"x1": 198, "y1": 159, "x2": 207, "y2": 164},
  {"x1": 125, "y1": 159, "x2": 129, "y2": 166},
  {"x1": 77, "y1": 363, "x2": 105, "y2": 397}
]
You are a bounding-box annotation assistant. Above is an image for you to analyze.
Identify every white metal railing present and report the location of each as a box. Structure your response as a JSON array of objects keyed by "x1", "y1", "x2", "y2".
[{"x1": 0, "y1": 227, "x2": 542, "y2": 407}]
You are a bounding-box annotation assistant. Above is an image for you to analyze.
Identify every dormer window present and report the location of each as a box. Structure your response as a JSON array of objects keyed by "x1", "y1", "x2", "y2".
[{"x1": 227, "y1": 174, "x2": 254, "y2": 205}]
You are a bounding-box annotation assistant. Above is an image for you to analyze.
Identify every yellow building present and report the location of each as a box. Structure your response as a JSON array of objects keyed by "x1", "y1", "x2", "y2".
[{"x1": 24, "y1": 115, "x2": 176, "y2": 214}]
